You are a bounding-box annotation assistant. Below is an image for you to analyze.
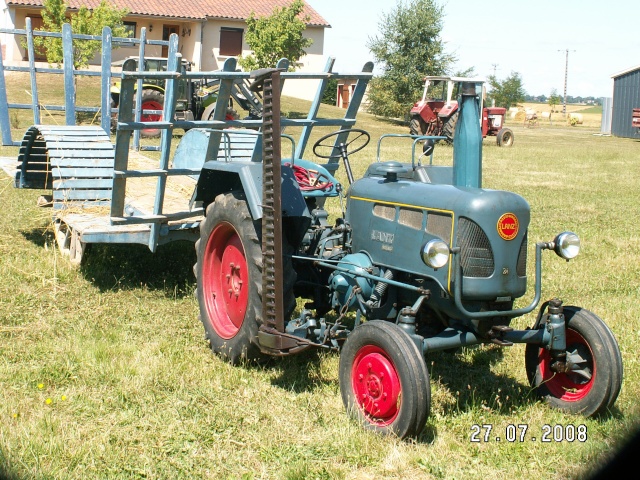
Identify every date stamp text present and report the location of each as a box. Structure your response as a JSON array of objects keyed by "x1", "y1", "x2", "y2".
[{"x1": 470, "y1": 424, "x2": 587, "y2": 443}]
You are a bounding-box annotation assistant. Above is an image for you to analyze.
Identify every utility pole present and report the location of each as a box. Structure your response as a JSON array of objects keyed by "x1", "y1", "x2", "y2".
[
  {"x1": 558, "y1": 49, "x2": 576, "y2": 116},
  {"x1": 492, "y1": 63, "x2": 498, "y2": 77}
]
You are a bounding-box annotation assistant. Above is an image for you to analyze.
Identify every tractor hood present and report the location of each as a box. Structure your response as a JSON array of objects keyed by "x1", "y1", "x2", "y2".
[{"x1": 346, "y1": 175, "x2": 531, "y2": 301}]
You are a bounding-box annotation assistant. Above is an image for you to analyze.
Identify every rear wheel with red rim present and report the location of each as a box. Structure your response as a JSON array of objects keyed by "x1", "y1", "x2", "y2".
[
  {"x1": 195, "y1": 192, "x2": 263, "y2": 363},
  {"x1": 139, "y1": 88, "x2": 164, "y2": 138},
  {"x1": 339, "y1": 321, "x2": 430, "y2": 438},
  {"x1": 525, "y1": 306, "x2": 622, "y2": 416}
]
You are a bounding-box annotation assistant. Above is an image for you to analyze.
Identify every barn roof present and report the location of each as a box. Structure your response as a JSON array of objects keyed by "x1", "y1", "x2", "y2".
[
  {"x1": 611, "y1": 65, "x2": 640, "y2": 79},
  {"x1": 5, "y1": 0, "x2": 330, "y2": 26}
]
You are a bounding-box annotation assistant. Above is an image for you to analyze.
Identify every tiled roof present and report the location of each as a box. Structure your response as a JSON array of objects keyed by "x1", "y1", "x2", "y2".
[{"x1": 6, "y1": 0, "x2": 330, "y2": 26}]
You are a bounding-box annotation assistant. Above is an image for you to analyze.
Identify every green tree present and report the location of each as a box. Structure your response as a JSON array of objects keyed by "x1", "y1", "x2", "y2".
[
  {"x1": 487, "y1": 72, "x2": 526, "y2": 109},
  {"x1": 33, "y1": 0, "x2": 128, "y2": 68},
  {"x1": 238, "y1": 0, "x2": 313, "y2": 71},
  {"x1": 366, "y1": 0, "x2": 455, "y2": 119},
  {"x1": 548, "y1": 88, "x2": 561, "y2": 113},
  {"x1": 321, "y1": 77, "x2": 338, "y2": 106}
]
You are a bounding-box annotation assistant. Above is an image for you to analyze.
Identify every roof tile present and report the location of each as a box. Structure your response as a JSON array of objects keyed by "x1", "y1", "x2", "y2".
[{"x1": 6, "y1": 0, "x2": 330, "y2": 25}]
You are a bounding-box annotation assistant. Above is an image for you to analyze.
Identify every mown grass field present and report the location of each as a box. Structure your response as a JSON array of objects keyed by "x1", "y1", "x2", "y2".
[{"x1": 1, "y1": 72, "x2": 639, "y2": 479}]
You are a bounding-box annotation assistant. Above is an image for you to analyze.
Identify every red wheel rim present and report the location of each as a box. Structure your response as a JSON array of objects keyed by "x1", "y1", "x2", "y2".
[
  {"x1": 351, "y1": 345, "x2": 402, "y2": 426},
  {"x1": 202, "y1": 222, "x2": 249, "y2": 339},
  {"x1": 140, "y1": 100, "x2": 163, "y2": 123},
  {"x1": 141, "y1": 99, "x2": 162, "y2": 136},
  {"x1": 539, "y1": 329, "x2": 595, "y2": 402}
]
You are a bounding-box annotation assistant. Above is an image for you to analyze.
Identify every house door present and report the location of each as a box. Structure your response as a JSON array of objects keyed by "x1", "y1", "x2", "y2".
[{"x1": 162, "y1": 25, "x2": 179, "y2": 57}]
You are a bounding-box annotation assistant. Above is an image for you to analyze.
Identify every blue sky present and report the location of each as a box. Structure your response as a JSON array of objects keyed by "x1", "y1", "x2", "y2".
[{"x1": 306, "y1": 0, "x2": 639, "y2": 98}]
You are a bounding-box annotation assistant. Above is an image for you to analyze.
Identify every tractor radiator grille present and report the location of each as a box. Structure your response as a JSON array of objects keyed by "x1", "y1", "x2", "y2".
[
  {"x1": 517, "y1": 231, "x2": 528, "y2": 277},
  {"x1": 398, "y1": 207, "x2": 423, "y2": 230},
  {"x1": 373, "y1": 203, "x2": 396, "y2": 220},
  {"x1": 427, "y1": 212, "x2": 452, "y2": 244},
  {"x1": 457, "y1": 217, "x2": 494, "y2": 277}
]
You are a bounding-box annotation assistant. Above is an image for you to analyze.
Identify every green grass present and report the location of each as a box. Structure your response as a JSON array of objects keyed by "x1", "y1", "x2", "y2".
[{"x1": 1, "y1": 81, "x2": 640, "y2": 479}]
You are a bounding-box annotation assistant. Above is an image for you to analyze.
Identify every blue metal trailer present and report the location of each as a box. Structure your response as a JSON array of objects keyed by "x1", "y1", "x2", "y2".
[{"x1": 10, "y1": 32, "x2": 374, "y2": 265}]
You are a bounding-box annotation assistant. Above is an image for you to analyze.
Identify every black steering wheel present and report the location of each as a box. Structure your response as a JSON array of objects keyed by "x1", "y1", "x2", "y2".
[{"x1": 312, "y1": 128, "x2": 371, "y2": 159}]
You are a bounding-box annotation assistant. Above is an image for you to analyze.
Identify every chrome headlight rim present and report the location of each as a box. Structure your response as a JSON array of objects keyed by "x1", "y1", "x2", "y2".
[
  {"x1": 554, "y1": 231, "x2": 580, "y2": 260},
  {"x1": 421, "y1": 239, "x2": 450, "y2": 269}
]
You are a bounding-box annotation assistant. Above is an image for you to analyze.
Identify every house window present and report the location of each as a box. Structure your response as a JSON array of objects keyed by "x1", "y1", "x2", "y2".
[
  {"x1": 219, "y1": 27, "x2": 243, "y2": 56},
  {"x1": 123, "y1": 21, "x2": 136, "y2": 38}
]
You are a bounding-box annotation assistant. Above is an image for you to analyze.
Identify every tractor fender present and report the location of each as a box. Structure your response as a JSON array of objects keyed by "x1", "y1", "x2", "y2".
[
  {"x1": 110, "y1": 82, "x2": 164, "y2": 95},
  {"x1": 194, "y1": 160, "x2": 311, "y2": 248},
  {"x1": 110, "y1": 82, "x2": 165, "y2": 108},
  {"x1": 409, "y1": 101, "x2": 426, "y2": 116},
  {"x1": 438, "y1": 102, "x2": 458, "y2": 118},
  {"x1": 194, "y1": 160, "x2": 310, "y2": 222},
  {"x1": 201, "y1": 103, "x2": 216, "y2": 121}
]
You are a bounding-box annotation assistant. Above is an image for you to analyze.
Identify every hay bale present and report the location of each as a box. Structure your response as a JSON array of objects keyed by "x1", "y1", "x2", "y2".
[{"x1": 568, "y1": 112, "x2": 583, "y2": 124}]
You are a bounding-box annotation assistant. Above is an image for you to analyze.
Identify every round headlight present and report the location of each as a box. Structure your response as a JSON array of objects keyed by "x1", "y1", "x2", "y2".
[
  {"x1": 421, "y1": 239, "x2": 450, "y2": 269},
  {"x1": 554, "y1": 231, "x2": 580, "y2": 260}
]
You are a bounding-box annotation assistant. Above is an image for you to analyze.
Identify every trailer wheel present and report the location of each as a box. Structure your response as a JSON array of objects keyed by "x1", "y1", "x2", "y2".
[
  {"x1": 339, "y1": 321, "x2": 430, "y2": 438},
  {"x1": 525, "y1": 306, "x2": 623, "y2": 417},
  {"x1": 409, "y1": 116, "x2": 426, "y2": 136},
  {"x1": 195, "y1": 191, "x2": 295, "y2": 364},
  {"x1": 139, "y1": 89, "x2": 164, "y2": 138},
  {"x1": 496, "y1": 127, "x2": 514, "y2": 147}
]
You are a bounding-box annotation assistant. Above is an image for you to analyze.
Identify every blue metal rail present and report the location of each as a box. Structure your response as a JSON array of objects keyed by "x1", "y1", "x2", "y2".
[{"x1": 0, "y1": 21, "x2": 167, "y2": 146}]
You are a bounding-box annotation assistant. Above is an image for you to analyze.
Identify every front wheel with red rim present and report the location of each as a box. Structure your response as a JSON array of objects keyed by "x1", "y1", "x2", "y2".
[
  {"x1": 339, "y1": 321, "x2": 430, "y2": 438},
  {"x1": 525, "y1": 306, "x2": 623, "y2": 417}
]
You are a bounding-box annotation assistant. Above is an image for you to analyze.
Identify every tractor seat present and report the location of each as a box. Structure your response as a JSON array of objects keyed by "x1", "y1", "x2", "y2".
[{"x1": 285, "y1": 158, "x2": 340, "y2": 198}]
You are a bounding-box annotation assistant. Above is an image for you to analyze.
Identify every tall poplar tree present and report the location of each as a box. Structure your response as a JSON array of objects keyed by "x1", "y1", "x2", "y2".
[{"x1": 366, "y1": 0, "x2": 455, "y2": 119}]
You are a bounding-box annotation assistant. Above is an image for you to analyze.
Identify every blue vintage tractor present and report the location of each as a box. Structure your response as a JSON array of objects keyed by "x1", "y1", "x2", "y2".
[{"x1": 193, "y1": 73, "x2": 622, "y2": 438}]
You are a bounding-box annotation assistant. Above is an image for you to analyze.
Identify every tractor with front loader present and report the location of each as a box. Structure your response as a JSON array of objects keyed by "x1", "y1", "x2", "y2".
[
  {"x1": 409, "y1": 75, "x2": 514, "y2": 147},
  {"x1": 109, "y1": 56, "x2": 270, "y2": 137}
]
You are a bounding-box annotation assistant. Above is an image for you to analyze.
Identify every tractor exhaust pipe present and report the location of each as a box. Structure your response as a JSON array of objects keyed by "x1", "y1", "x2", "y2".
[{"x1": 453, "y1": 82, "x2": 482, "y2": 188}]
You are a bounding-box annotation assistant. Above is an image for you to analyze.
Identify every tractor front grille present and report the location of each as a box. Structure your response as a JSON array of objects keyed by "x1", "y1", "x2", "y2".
[
  {"x1": 457, "y1": 217, "x2": 494, "y2": 278},
  {"x1": 517, "y1": 231, "x2": 528, "y2": 277},
  {"x1": 426, "y1": 211, "x2": 452, "y2": 244}
]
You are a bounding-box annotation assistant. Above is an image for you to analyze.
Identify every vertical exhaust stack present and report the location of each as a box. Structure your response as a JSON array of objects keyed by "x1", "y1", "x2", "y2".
[{"x1": 453, "y1": 82, "x2": 483, "y2": 188}]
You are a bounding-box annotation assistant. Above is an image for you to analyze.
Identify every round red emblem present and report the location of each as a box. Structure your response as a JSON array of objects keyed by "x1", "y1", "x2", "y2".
[{"x1": 497, "y1": 213, "x2": 519, "y2": 241}]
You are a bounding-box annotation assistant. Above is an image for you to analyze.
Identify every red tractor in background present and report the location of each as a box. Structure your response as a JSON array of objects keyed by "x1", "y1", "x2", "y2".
[
  {"x1": 632, "y1": 108, "x2": 640, "y2": 132},
  {"x1": 409, "y1": 76, "x2": 514, "y2": 147}
]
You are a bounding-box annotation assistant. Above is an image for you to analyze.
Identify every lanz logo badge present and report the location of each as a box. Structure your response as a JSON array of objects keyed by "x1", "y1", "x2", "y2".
[{"x1": 497, "y1": 213, "x2": 519, "y2": 241}]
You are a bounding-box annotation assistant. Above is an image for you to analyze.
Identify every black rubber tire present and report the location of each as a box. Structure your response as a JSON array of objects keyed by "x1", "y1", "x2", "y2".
[
  {"x1": 496, "y1": 127, "x2": 514, "y2": 147},
  {"x1": 339, "y1": 321, "x2": 430, "y2": 438},
  {"x1": 525, "y1": 306, "x2": 623, "y2": 417},
  {"x1": 195, "y1": 191, "x2": 296, "y2": 364},
  {"x1": 409, "y1": 116, "x2": 427, "y2": 136},
  {"x1": 138, "y1": 88, "x2": 164, "y2": 138},
  {"x1": 441, "y1": 111, "x2": 459, "y2": 143}
]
